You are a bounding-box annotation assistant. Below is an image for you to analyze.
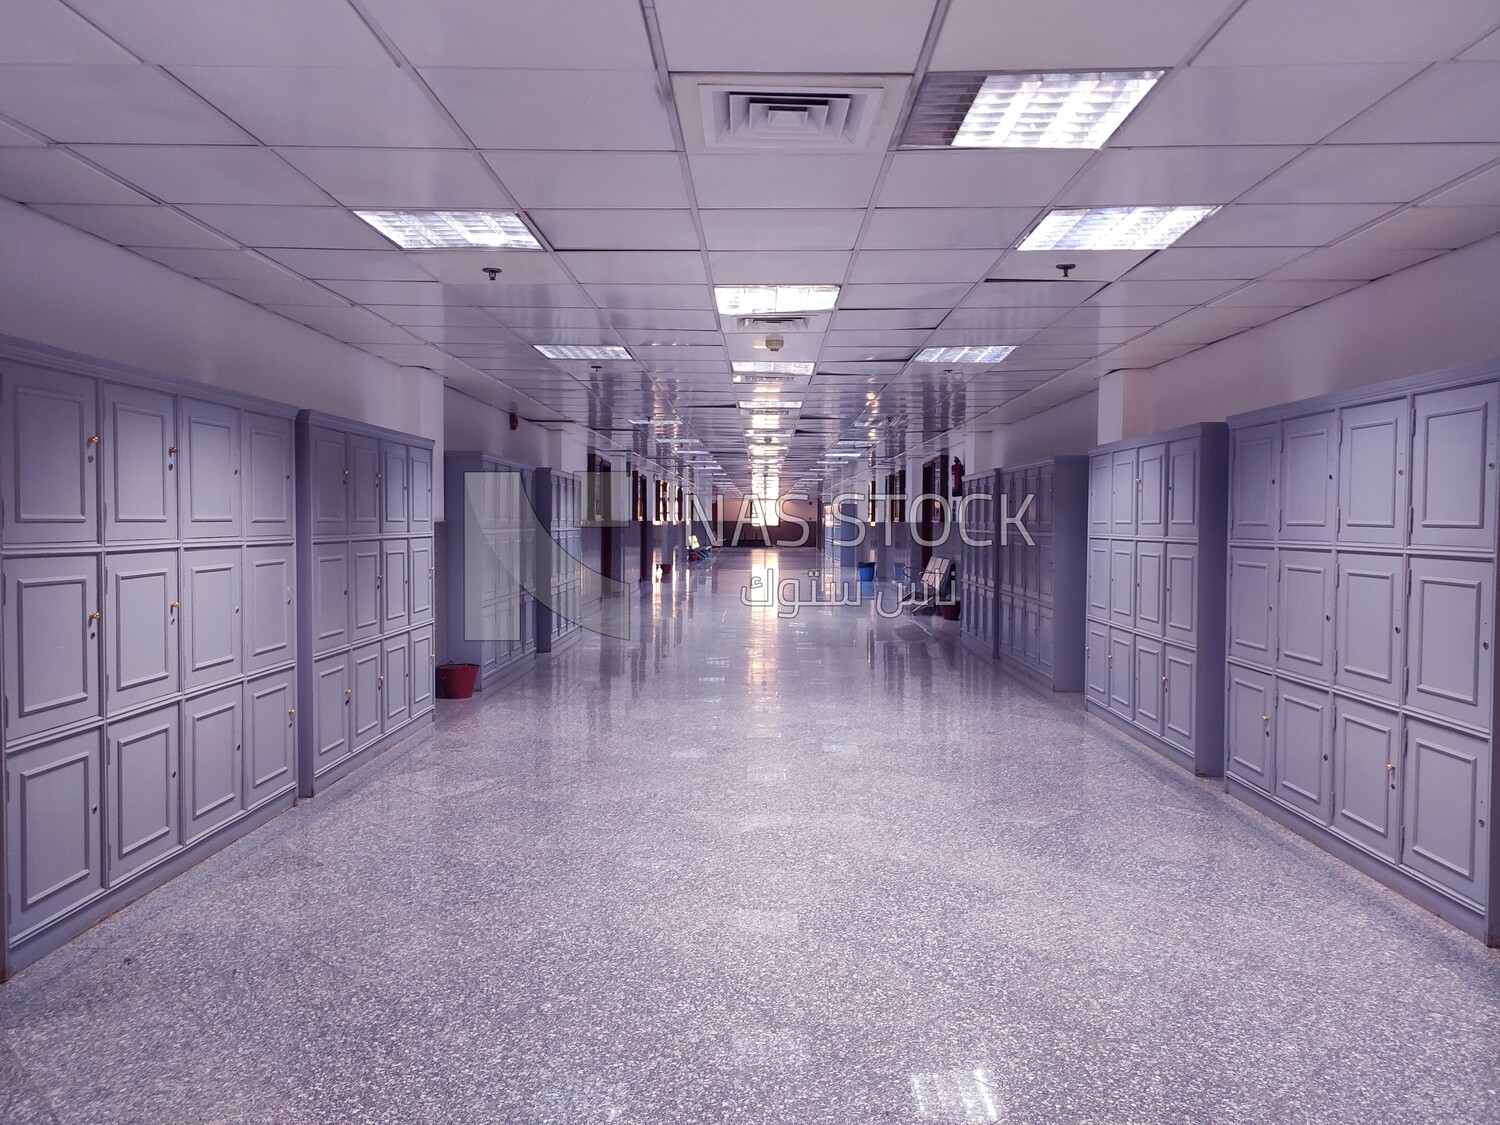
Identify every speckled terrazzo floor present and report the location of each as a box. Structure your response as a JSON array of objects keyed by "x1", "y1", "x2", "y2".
[{"x1": 2, "y1": 547, "x2": 1498, "y2": 1124}]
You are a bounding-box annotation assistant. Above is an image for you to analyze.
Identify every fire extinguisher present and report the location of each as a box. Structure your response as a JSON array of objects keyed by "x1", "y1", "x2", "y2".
[{"x1": 950, "y1": 458, "x2": 964, "y2": 498}]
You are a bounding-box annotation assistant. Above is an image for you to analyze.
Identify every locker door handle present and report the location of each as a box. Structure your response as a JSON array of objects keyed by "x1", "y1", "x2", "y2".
[
  {"x1": 169, "y1": 601, "x2": 180, "y2": 611},
  {"x1": 1387, "y1": 763, "x2": 1397, "y2": 772},
  {"x1": 168, "y1": 445, "x2": 178, "y2": 455},
  {"x1": 89, "y1": 610, "x2": 101, "y2": 622},
  {"x1": 88, "y1": 434, "x2": 100, "y2": 445}
]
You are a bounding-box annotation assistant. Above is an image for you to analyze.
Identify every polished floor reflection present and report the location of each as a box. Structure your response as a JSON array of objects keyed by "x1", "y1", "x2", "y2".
[{"x1": 1, "y1": 548, "x2": 1497, "y2": 1122}]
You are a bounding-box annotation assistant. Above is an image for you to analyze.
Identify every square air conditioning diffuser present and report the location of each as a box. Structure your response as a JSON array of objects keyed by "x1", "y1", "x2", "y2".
[{"x1": 674, "y1": 74, "x2": 910, "y2": 153}]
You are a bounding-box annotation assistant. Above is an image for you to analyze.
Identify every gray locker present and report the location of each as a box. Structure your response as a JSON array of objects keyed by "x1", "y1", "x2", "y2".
[
  {"x1": 1402, "y1": 718, "x2": 1489, "y2": 905},
  {"x1": 1338, "y1": 398, "x2": 1408, "y2": 546},
  {"x1": 1276, "y1": 550, "x2": 1335, "y2": 682},
  {"x1": 1038, "y1": 606, "x2": 1054, "y2": 675},
  {"x1": 311, "y1": 652, "x2": 351, "y2": 774},
  {"x1": 1162, "y1": 644, "x2": 1195, "y2": 753},
  {"x1": 410, "y1": 538, "x2": 434, "y2": 624},
  {"x1": 243, "y1": 545, "x2": 295, "y2": 673},
  {"x1": 1279, "y1": 411, "x2": 1337, "y2": 542},
  {"x1": 309, "y1": 426, "x2": 348, "y2": 538},
  {"x1": 1163, "y1": 544, "x2": 1198, "y2": 648},
  {"x1": 1335, "y1": 553, "x2": 1405, "y2": 704},
  {"x1": 179, "y1": 398, "x2": 240, "y2": 540},
  {"x1": 311, "y1": 542, "x2": 349, "y2": 655},
  {"x1": 1109, "y1": 450, "x2": 1136, "y2": 536},
  {"x1": 1133, "y1": 636, "x2": 1163, "y2": 733},
  {"x1": 243, "y1": 669, "x2": 295, "y2": 807},
  {"x1": 1086, "y1": 541, "x2": 1109, "y2": 618},
  {"x1": 1230, "y1": 422, "x2": 1278, "y2": 541},
  {"x1": 181, "y1": 684, "x2": 242, "y2": 845},
  {"x1": 4, "y1": 729, "x2": 103, "y2": 938},
  {"x1": 105, "y1": 550, "x2": 178, "y2": 715},
  {"x1": 382, "y1": 539, "x2": 409, "y2": 633},
  {"x1": 350, "y1": 540, "x2": 382, "y2": 643},
  {"x1": 1108, "y1": 541, "x2": 1134, "y2": 627},
  {"x1": 382, "y1": 633, "x2": 410, "y2": 730},
  {"x1": 1037, "y1": 539, "x2": 1055, "y2": 602},
  {"x1": 410, "y1": 626, "x2": 434, "y2": 716},
  {"x1": 350, "y1": 642, "x2": 383, "y2": 751},
  {"x1": 1331, "y1": 698, "x2": 1401, "y2": 861},
  {"x1": 409, "y1": 445, "x2": 433, "y2": 534},
  {"x1": 1136, "y1": 442, "x2": 1167, "y2": 538},
  {"x1": 1227, "y1": 548, "x2": 1276, "y2": 667},
  {"x1": 105, "y1": 705, "x2": 179, "y2": 885},
  {"x1": 381, "y1": 440, "x2": 409, "y2": 535},
  {"x1": 348, "y1": 434, "x2": 381, "y2": 538},
  {"x1": 1, "y1": 365, "x2": 98, "y2": 547},
  {"x1": 242, "y1": 412, "x2": 293, "y2": 540},
  {"x1": 1107, "y1": 628, "x2": 1133, "y2": 713},
  {"x1": 1407, "y1": 556, "x2": 1492, "y2": 728},
  {"x1": 1166, "y1": 439, "x2": 1201, "y2": 539},
  {"x1": 182, "y1": 548, "x2": 241, "y2": 691},
  {"x1": 1274, "y1": 679, "x2": 1333, "y2": 824},
  {"x1": 1035, "y1": 464, "x2": 1054, "y2": 534},
  {"x1": 1410, "y1": 382, "x2": 1498, "y2": 552},
  {"x1": 1085, "y1": 621, "x2": 1109, "y2": 704},
  {"x1": 1227, "y1": 665, "x2": 1275, "y2": 792},
  {"x1": 1088, "y1": 456, "x2": 1111, "y2": 535},
  {"x1": 103, "y1": 384, "x2": 177, "y2": 543},
  {"x1": 1134, "y1": 541, "x2": 1165, "y2": 637},
  {"x1": 3, "y1": 554, "x2": 100, "y2": 741}
]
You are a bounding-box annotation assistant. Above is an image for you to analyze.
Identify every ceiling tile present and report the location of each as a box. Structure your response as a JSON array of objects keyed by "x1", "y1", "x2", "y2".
[
  {"x1": 582, "y1": 284, "x2": 713, "y2": 309},
  {"x1": 0, "y1": 118, "x2": 44, "y2": 146},
  {"x1": 0, "y1": 148, "x2": 148, "y2": 204},
  {"x1": 987, "y1": 251, "x2": 1151, "y2": 282},
  {"x1": 826, "y1": 330, "x2": 934, "y2": 348},
  {"x1": 940, "y1": 306, "x2": 1073, "y2": 330},
  {"x1": 1261, "y1": 244, "x2": 1444, "y2": 280},
  {"x1": 841, "y1": 282, "x2": 977, "y2": 308},
  {"x1": 1419, "y1": 162, "x2": 1500, "y2": 207},
  {"x1": 930, "y1": 0, "x2": 1225, "y2": 70},
  {"x1": 181, "y1": 204, "x2": 391, "y2": 248},
  {"x1": 1460, "y1": 29, "x2": 1500, "y2": 60},
  {"x1": 408, "y1": 249, "x2": 576, "y2": 285},
  {"x1": 132, "y1": 246, "x2": 307, "y2": 280},
  {"x1": 831, "y1": 309, "x2": 948, "y2": 331},
  {"x1": 276, "y1": 147, "x2": 514, "y2": 209},
  {"x1": 880, "y1": 151, "x2": 1091, "y2": 207},
  {"x1": 32, "y1": 202, "x2": 237, "y2": 248},
  {"x1": 1241, "y1": 143, "x2": 1500, "y2": 204},
  {"x1": 425, "y1": 69, "x2": 675, "y2": 150},
  {"x1": 1111, "y1": 64, "x2": 1422, "y2": 146},
  {"x1": 847, "y1": 249, "x2": 1001, "y2": 285},
  {"x1": 861, "y1": 208, "x2": 1036, "y2": 250},
  {"x1": 1132, "y1": 305, "x2": 1298, "y2": 345},
  {"x1": 462, "y1": 283, "x2": 593, "y2": 308},
  {"x1": 264, "y1": 305, "x2": 420, "y2": 344},
  {"x1": 614, "y1": 329, "x2": 724, "y2": 347},
  {"x1": 203, "y1": 273, "x2": 346, "y2": 306},
  {"x1": 531, "y1": 209, "x2": 699, "y2": 251},
  {"x1": 1328, "y1": 205, "x2": 1500, "y2": 249},
  {"x1": 1060, "y1": 146, "x2": 1302, "y2": 207},
  {"x1": 822, "y1": 346, "x2": 917, "y2": 362},
  {"x1": 258, "y1": 248, "x2": 437, "y2": 281},
  {"x1": 1332, "y1": 63, "x2": 1500, "y2": 143},
  {"x1": 688, "y1": 154, "x2": 885, "y2": 209},
  {"x1": 484, "y1": 151, "x2": 689, "y2": 209},
  {"x1": 1021, "y1": 325, "x2": 1141, "y2": 347},
  {"x1": 604, "y1": 309, "x2": 720, "y2": 331},
  {"x1": 1048, "y1": 305, "x2": 1196, "y2": 329},
  {"x1": 1207, "y1": 278, "x2": 1361, "y2": 305},
  {"x1": 408, "y1": 324, "x2": 521, "y2": 345},
  {"x1": 698, "y1": 209, "x2": 866, "y2": 251},
  {"x1": 1175, "y1": 203, "x2": 1395, "y2": 246},
  {"x1": 1194, "y1": 0, "x2": 1499, "y2": 65},
  {"x1": 707, "y1": 250, "x2": 851, "y2": 284},
  {"x1": 653, "y1": 0, "x2": 938, "y2": 72},
  {"x1": 558, "y1": 250, "x2": 708, "y2": 285},
  {"x1": 0, "y1": 65, "x2": 249, "y2": 143},
  {"x1": 76, "y1": 145, "x2": 330, "y2": 204},
  {"x1": 1123, "y1": 246, "x2": 1309, "y2": 280},
  {"x1": 960, "y1": 280, "x2": 1101, "y2": 307},
  {"x1": 1, "y1": 0, "x2": 137, "y2": 64},
  {"x1": 367, "y1": 304, "x2": 501, "y2": 327},
  {"x1": 1083, "y1": 279, "x2": 1241, "y2": 305}
]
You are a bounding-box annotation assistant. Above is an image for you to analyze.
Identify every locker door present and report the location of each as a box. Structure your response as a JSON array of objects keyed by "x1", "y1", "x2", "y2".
[
  {"x1": 409, "y1": 445, "x2": 433, "y2": 534},
  {"x1": 1230, "y1": 422, "x2": 1278, "y2": 541},
  {"x1": 1023, "y1": 541, "x2": 1042, "y2": 601},
  {"x1": 1106, "y1": 629, "x2": 1134, "y2": 716},
  {"x1": 103, "y1": 384, "x2": 176, "y2": 543},
  {"x1": 999, "y1": 596, "x2": 1017, "y2": 655},
  {"x1": 181, "y1": 548, "x2": 241, "y2": 691},
  {"x1": 1162, "y1": 544, "x2": 1198, "y2": 648},
  {"x1": 1335, "y1": 553, "x2": 1404, "y2": 704},
  {"x1": 0, "y1": 365, "x2": 98, "y2": 547},
  {"x1": 1407, "y1": 556, "x2": 1493, "y2": 728},
  {"x1": 243, "y1": 544, "x2": 295, "y2": 674},
  {"x1": 350, "y1": 540, "x2": 382, "y2": 644},
  {"x1": 1086, "y1": 540, "x2": 1110, "y2": 620},
  {"x1": 350, "y1": 643, "x2": 383, "y2": 751},
  {"x1": 311, "y1": 652, "x2": 351, "y2": 774},
  {"x1": 1085, "y1": 621, "x2": 1109, "y2": 704},
  {"x1": 382, "y1": 539, "x2": 410, "y2": 633},
  {"x1": 1109, "y1": 449, "x2": 1137, "y2": 536},
  {"x1": 311, "y1": 543, "x2": 349, "y2": 654},
  {"x1": 4, "y1": 729, "x2": 103, "y2": 937},
  {"x1": 179, "y1": 398, "x2": 240, "y2": 540},
  {"x1": 381, "y1": 440, "x2": 410, "y2": 534},
  {"x1": 410, "y1": 538, "x2": 435, "y2": 624},
  {"x1": 410, "y1": 626, "x2": 435, "y2": 716},
  {"x1": 383, "y1": 633, "x2": 411, "y2": 730},
  {"x1": 1022, "y1": 467, "x2": 1042, "y2": 537},
  {"x1": 181, "y1": 684, "x2": 243, "y2": 845},
  {"x1": 1410, "y1": 382, "x2": 1499, "y2": 552},
  {"x1": 3, "y1": 555, "x2": 101, "y2": 741},
  {"x1": 1037, "y1": 539, "x2": 1054, "y2": 604},
  {"x1": 1338, "y1": 398, "x2": 1408, "y2": 547},
  {"x1": 243, "y1": 669, "x2": 295, "y2": 807},
  {"x1": 1274, "y1": 680, "x2": 1333, "y2": 823},
  {"x1": 105, "y1": 704, "x2": 179, "y2": 885},
  {"x1": 1166, "y1": 438, "x2": 1200, "y2": 540},
  {"x1": 105, "y1": 550, "x2": 178, "y2": 715},
  {"x1": 1162, "y1": 644, "x2": 1195, "y2": 754},
  {"x1": 1088, "y1": 455, "x2": 1111, "y2": 535},
  {"x1": 1401, "y1": 718, "x2": 1489, "y2": 906},
  {"x1": 1226, "y1": 666, "x2": 1275, "y2": 792},
  {"x1": 1037, "y1": 606, "x2": 1054, "y2": 677},
  {"x1": 1279, "y1": 411, "x2": 1337, "y2": 542},
  {"x1": 1108, "y1": 541, "x2": 1134, "y2": 628},
  {"x1": 348, "y1": 433, "x2": 381, "y2": 538},
  {"x1": 309, "y1": 425, "x2": 348, "y2": 538},
  {"x1": 1133, "y1": 635, "x2": 1163, "y2": 734},
  {"x1": 1023, "y1": 601, "x2": 1041, "y2": 665},
  {"x1": 1134, "y1": 541, "x2": 1165, "y2": 637},
  {"x1": 1136, "y1": 443, "x2": 1167, "y2": 538},
  {"x1": 1227, "y1": 548, "x2": 1276, "y2": 668},
  {"x1": 1034, "y1": 463, "x2": 1054, "y2": 534},
  {"x1": 1331, "y1": 699, "x2": 1401, "y2": 861},
  {"x1": 242, "y1": 412, "x2": 293, "y2": 540},
  {"x1": 1276, "y1": 550, "x2": 1335, "y2": 681}
]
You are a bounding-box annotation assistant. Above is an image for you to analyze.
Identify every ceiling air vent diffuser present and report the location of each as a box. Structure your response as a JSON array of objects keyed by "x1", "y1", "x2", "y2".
[
  {"x1": 736, "y1": 315, "x2": 811, "y2": 331},
  {"x1": 675, "y1": 75, "x2": 910, "y2": 153}
]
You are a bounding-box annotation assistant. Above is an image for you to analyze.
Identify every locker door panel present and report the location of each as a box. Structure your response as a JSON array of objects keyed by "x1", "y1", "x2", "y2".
[
  {"x1": 1166, "y1": 438, "x2": 1201, "y2": 540},
  {"x1": 105, "y1": 705, "x2": 180, "y2": 885},
  {"x1": 410, "y1": 538, "x2": 435, "y2": 624},
  {"x1": 1085, "y1": 621, "x2": 1109, "y2": 704},
  {"x1": 312, "y1": 652, "x2": 351, "y2": 773},
  {"x1": 350, "y1": 643, "x2": 383, "y2": 751},
  {"x1": 1037, "y1": 539, "x2": 1054, "y2": 604},
  {"x1": 1411, "y1": 382, "x2": 1498, "y2": 551},
  {"x1": 181, "y1": 685, "x2": 242, "y2": 845},
  {"x1": 1035, "y1": 463, "x2": 1054, "y2": 535},
  {"x1": 1107, "y1": 629, "x2": 1133, "y2": 716},
  {"x1": 1134, "y1": 541, "x2": 1165, "y2": 638},
  {"x1": 1407, "y1": 557, "x2": 1493, "y2": 728},
  {"x1": 1227, "y1": 666, "x2": 1275, "y2": 791},
  {"x1": 381, "y1": 440, "x2": 409, "y2": 534},
  {"x1": 409, "y1": 445, "x2": 433, "y2": 534},
  {"x1": 1037, "y1": 606, "x2": 1054, "y2": 676},
  {"x1": 106, "y1": 551, "x2": 178, "y2": 714},
  {"x1": 349, "y1": 540, "x2": 382, "y2": 644},
  {"x1": 1227, "y1": 548, "x2": 1276, "y2": 667},
  {"x1": 242, "y1": 413, "x2": 293, "y2": 540},
  {"x1": 1335, "y1": 554, "x2": 1404, "y2": 704},
  {"x1": 1162, "y1": 644, "x2": 1195, "y2": 754},
  {"x1": 1331, "y1": 699, "x2": 1401, "y2": 862},
  {"x1": 383, "y1": 539, "x2": 410, "y2": 633},
  {"x1": 1338, "y1": 398, "x2": 1408, "y2": 546},
  {"x1": 104, "y1": 384, "x2": 176, "y2": 543},
  {"x1": 1, "y1": 365, "x2": 98, "y2": 547},
  {"x1": 1088, "y1": 455, "x2": 1111, "y2": 535},
  {"x1": 1133, "y1": 635, "x2": 1163, "y2": 734},
  {"x1": 1276, "y1": 550, "x2": 1335, "y2": 681},
  {"x1": 1274, "y1": 680, "x2": 1333, "y2": 824},
  {"x1": 1023, "y1": 540, "x2": 1041, "y2": 601},
  {"x1": 383, "y1": 633, "x2": 411, "y2": 730},
  {"x1": 311, "y1": 543, "x2": 349, "y2": 654},
  {"x1": 1086, "y1": 540, "x2": 1109, "y2": 619},
  {"x1": 410, "y1": 626, "x2": 435, "y2": 715},
  {"x1": 3, "y1": 555, "x2": 100, "y2": 741},
  {"x1": 1108, "y1": 541, "x2": 1134, "y2": 628},
  {"x1": 309, "y1": 426, "x2": 348, "y2": 538},
  {"x1": 1023, "y1": 601, "x2": 1041, "y2": 665},
  {"x1": 179, "y1": 399, "x2": 240, "y2": 539},
  {"x1": 5, "y1": 730, "x2": 103, "y2": 937},
  {"x1": 1280, "y1": 411, "x2": 1337, "y2": 542},
  {"x1": 243, "y1": 669, "x2": 295, "y2": 806},
  {"x1": 181, "y1": 548, "x2": 241, "y2": 691},
  {"x1": 1136, "y1": 443, "x2": 1167, "y2": 538},
  {"x1": 348, "y1": 434, "x2": 381, "y2": 538},
  {"x1": 1109, "y1": 450, "x2": 1136, "y2": 536},
  {"x1": 243, "y1": 545, "x2": 295, "y2": 673},
  {"x1": 1401, "y1": 719, "x2": 1489, "y2": 906},
  {"x1": 1230, "y1": 422, "x2": 1278, "y2": 541},
  {"x1": 1163, "y1": 544, "x2": 1198, "y2": 648}
]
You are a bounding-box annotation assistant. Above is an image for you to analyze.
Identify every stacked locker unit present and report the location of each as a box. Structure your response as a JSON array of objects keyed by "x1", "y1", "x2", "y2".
[
  {"x1": 1084, "y1": 425, "x2": 1228, "y2": 775},
  {"x1": 958, "y1": 470, "x2": 999, "y2": 659},
  {"x1": 296, "y1": 412, "x2": 434, "y2": 797},
  {"x1": 532, "y1": 468, "x2": 581, "y2": 652},
  {"x1": 443, "y1": 451, "x2": 534, "y2": 688},
  {"x1": 996, "y1": 457, "x2": 1089, "y2": 691},
  {"x1": 0, "y1": 337, "x2": 298, "y2": 977},
  {"x1": 1224, "y1": 359, "x2": 1500, "y2": 943}
]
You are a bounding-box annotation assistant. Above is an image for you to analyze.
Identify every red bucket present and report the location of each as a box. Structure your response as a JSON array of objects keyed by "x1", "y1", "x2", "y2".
[{"x1": 435, "y1": 663, "x2": 479, "y2": 699}]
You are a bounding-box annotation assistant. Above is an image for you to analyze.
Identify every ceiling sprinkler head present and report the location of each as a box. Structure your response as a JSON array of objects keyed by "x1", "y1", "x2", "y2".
[
  {"x1": 1055, "y1": 262, "x2": 1076, "y2": 278},
  {"x1": 481, "y1": 266, "x2": 502, "y2": 280}
]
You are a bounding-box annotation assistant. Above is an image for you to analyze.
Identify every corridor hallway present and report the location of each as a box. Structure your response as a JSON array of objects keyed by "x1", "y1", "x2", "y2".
[{"x1": 0, "y1": 548, "x2": 1496, "y2": 1122}]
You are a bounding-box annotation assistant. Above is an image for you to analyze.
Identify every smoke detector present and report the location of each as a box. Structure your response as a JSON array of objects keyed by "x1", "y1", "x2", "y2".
[{"x1": 764, "y1": 337, "x2": 785, "y2": 352}]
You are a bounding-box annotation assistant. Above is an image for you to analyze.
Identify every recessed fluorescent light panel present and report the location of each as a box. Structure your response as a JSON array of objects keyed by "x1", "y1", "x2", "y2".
[
  {"x1": 913, "y1": 346, "x2": 1015, "y2": 364},
  {"x1": 732, "y1": 373, "x2": 798, "y2": 384},
  {"x1": 1018, "y1": 206, "x2": 1218, "y2": 251},
  {"x1": 716, "y1": 286, "x2": 839, "y2": 316},
  {"x1": 533, "y1": 345, "x2": 632, "y2": 361},
  {"x1": 738, "y1": 400, "x2": 802, "y2": 409},
  {"x1": 903, "y1": 70, "x2": 1163, "y2": 149},
  {"x1": 732, "y1": 361, "x2": 814, "y2": 376},
  {"x1": 354, "y1": 210, "x2": 543, "y2": 250}
]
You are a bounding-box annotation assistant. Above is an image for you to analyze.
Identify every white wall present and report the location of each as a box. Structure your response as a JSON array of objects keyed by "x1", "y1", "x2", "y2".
[{"x1": 989, "y1": 391, "x2": 1100, "y2": 467}]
